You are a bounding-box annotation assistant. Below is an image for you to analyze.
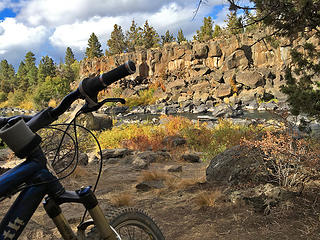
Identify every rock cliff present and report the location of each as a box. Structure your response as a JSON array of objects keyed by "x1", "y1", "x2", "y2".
[{"x1": 79, "y1": 31, "x2": 316, "y2": 106}]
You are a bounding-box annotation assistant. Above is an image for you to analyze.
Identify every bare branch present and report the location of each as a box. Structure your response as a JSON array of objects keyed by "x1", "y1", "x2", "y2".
[
  {"x1": 193, "y1": 0, "x2": 208, "y2": 20},
  {"x1": 227, "y1": 0, "x2": 256, "y2": 11}
]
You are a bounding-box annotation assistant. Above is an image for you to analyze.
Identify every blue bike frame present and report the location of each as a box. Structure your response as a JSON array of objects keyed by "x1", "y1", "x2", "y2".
[
  {"x1": 0, "y1": 147, "x2": 116, "y2": 240},
  {"x1": 0, "y1": 147, "x2": 63, "y2": 240}
]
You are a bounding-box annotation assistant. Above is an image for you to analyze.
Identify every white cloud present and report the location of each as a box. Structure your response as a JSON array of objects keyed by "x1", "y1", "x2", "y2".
[
  {"x1": 49, "y1": 1, "x2": 227, "y2": 52},
  {"x1": 0, "y1": 18, "x2": 47, "y2": 49},
  {"x1": 0, "y1": 18, "x2": 48, "y2": 65},
  {"x1": 0, "y1": 0, "x2": 230, "y2": 67},
  {"x1": 50, "y1": 16, "x2": 119, "y2": 51},
  {"x1": 214, "y1": 5, "x2": 229, "y2": 27},
  {"x1": 18, "y1": 0, "x2": 181, "y2": 27}
]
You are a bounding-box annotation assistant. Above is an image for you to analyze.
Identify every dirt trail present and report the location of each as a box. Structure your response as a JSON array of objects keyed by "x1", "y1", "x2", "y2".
[{"x1": 1, "y1": 159, "x2": 320, "y2": 240}]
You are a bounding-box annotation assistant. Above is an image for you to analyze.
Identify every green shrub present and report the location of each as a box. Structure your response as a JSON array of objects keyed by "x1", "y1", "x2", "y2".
[
  {"x1": 125, "y1": 88, "x2": 157, "y2": 107},
  {"x1": 96, "y1": 117, "x2": 264, "y2": 161},
  {"x1": 0, "y1": 91, "x2": 7, "y2": 102},
  {"x1": 33, "y1": 75, "x2": 71, "y2": 109},
  {"x1": 7, "y1": 89, "x2": 25, "y2": 106}
]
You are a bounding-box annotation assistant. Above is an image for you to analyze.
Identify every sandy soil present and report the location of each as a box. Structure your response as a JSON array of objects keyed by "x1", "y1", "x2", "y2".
[{"x1": 1, "y1": 158, "x2": 320, "y2": 240}]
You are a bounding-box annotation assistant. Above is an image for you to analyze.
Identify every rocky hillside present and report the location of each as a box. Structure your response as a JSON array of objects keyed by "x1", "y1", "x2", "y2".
[{"x1": 78, "y1": 31, "x2": 320, "y2": 107}]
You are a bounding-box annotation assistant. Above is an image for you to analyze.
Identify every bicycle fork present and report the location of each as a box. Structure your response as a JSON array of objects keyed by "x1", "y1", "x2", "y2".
[{"x1": 44, "y1": 187, "x2": 118, "y2": 240}]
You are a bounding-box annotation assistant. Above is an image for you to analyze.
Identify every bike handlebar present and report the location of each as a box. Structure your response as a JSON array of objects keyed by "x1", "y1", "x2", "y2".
[
  {"x1": 0, "y1": 60, "x2": 136, "y2": 132},
  {"x1": 79, "y1": 61, "x2": 136, "y2": 107}
]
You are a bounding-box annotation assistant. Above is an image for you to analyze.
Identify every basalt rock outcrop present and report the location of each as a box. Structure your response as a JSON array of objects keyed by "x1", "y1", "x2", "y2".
[{"x1": 79, "y1": 31, "x2": 318, "y2": 107}]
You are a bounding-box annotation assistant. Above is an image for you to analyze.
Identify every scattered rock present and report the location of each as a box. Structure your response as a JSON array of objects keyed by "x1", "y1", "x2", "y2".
[
  {"x1": 101, "y1": 148, "x2": 134, "y2": 160},
  {"x1": 162, "y1": 136, "x2": 186, "y2": 147},
  {"x1": 181, "y1": 153, "x2": 201, "y2": 163},
  {"x1": 132, "y1": 156, "x2": 149, "y2": 169},
  {"x1": 136, "y1": 180, "x2": 165, "y2": 192},
  {"x1": 229, "y1": 183, "x2": 296, "y2": 214},
  {"x1": 167, "y1": 165, "x2": 183, "y2": 173},
  {"x1": 78, "y1": 153, "x2": 89, "y2": 166},
  {"x1": 78, "y1": 112, "x2": 113, "y2": 130},
  {"x1": 209, "y1": 103, "x2": 233, "y2": 118},
  {"x1": 0, "y1": 148, "x2": 10, "y2": 161}
]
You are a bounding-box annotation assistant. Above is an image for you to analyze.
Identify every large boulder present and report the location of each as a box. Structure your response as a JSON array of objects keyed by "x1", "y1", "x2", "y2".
[
  {"x1": 206, "y1": 145, "x2": 268, "y2": 185},
  {"x1": 208, "y1": 41, "x2": 223, "y2": 57},
  {"x1": 222, "y1": 50, "x2": 249, "y2": 70},
  {"x1": 193, "y1": 42, "x2": 209, "y2": 59},
  {"x1": 215, "y1": 84, "x2": 232, "y2": 98},
  {"x1": 236, "y1": 70, "x2": 265, "y2": 89},
  {"x1": 78, "y1": 112, "x2": 113, "y2": 131}
]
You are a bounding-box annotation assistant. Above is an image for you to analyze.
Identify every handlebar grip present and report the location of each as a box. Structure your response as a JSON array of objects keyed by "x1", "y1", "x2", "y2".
[
  {"x1": 100, "y1": 60, "x2": 136, "y2": 86},
  {"x1": 79, "y1": 61, "x2": 136, "y2": 107}
]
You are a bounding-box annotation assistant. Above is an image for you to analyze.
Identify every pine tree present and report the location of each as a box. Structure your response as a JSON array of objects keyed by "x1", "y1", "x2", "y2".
[
  {"x1": 0, "y1": 60, "x2": 15, "y2": 93},
  {"x1": 38, "y1": 56, "x2": 56, "y2": 82},
  {"x1": 142, "y1": 20, "x2": 160, "y2": 49},
  {"x1": 125, "y1": 20, "x2": 143, "y2": 52},
  {"x1": 161, "y1": 30, "x2": 176, "y2": 46},
  {"x1": 226, "y1": 0, "x2": 320, "y2": 118},
  {"x1": 193, "y1": 16, "x2": 214, "y2": 42},
  {"x1": 107, "y1": 24, "x2": 127, "y2": 55},
  {"x1": 225, "y1": 11, "x2": 244, "y2": 35},
  {"x1": 65, "y1": 47, "x2": 75, "y2": 66},
  {"x1": 17, "y1": 61, "x2": 28, "y2": 91},
  {"x1": 85, "y1": 33, "x2": 103, "y2": 59},
  {"x1": 177, "y1": 28, "x2": 187, "y2": 44},
  {"x1": 24, "y1": 51, "x2": 38, "y2": 88},
  {"x1": 213, "y1": 25, "x2": 222, "y2": 38}
]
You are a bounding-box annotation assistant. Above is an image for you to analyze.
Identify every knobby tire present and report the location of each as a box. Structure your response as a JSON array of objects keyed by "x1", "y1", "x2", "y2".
[{"x1": 86, "y1": 207, "x2": 165, "y2": 240}]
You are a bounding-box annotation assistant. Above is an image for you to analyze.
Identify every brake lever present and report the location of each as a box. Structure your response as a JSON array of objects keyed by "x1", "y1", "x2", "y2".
[
  {"x1": 102, "y1": 98, "x2": 126, "y2": 104},
  {"x1": 81, "y1": 98, "x2": 126, "y2": 113}
]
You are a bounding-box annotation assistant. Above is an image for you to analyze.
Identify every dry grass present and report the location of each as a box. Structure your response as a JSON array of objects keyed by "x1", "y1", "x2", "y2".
[
  {"x1": 166, "y1": 178, "x2": 197, "y2": 190},
  {"x1": 69, "y1": 166, "x2": 89, "y2": 179},
  {"x1": 139, "y1": 170, "x2": 171, "y2": 182},
  {"x1": 110, "y1": 192, "x2": 134, "y2": 207},
  {"x1": 5, "y1": 150, "x2": 17, "y2": 163},
  {"x1": 193, "y1": 190, "x2": 223, "y2": 209},
  {"x1": 242, "y1": 130, "x2": 320, "y2": 188}
]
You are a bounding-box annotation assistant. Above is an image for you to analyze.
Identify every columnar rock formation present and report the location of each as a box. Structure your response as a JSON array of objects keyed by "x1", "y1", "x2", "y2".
[{"x1": 79, "y1": 32, "x2": 315, "y2": 107}]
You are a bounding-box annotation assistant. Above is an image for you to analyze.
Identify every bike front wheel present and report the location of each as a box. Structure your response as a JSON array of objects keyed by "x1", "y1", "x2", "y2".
[{"x1": 86, "y1": 207, "x2": 165, "y2": 240}]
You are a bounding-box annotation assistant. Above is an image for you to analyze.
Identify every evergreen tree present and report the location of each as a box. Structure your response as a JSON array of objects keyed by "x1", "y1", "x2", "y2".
[
  {"x1": 24, "y1": 51, "x2": 38, "y2": 88},
  {"x1": 243, "y1": 10, "x2": 258, "y2": 32},
  {"x1": 142, "y1": 20, "x2": 160, "y2": 49},
  {"x1": 226, "y1": 0, "x2": 320, "y2": 118},
  {"x1": 193, "y1": 16, "x2": 214, "y2": 42},
  {"x1": 177, "y1": 28, "x2": 187, "y2": 44},
  {"x1": 17, "y1": 61, "x2": 29, "y2": 91},
  {"x1": 85, "y1": 33, "x2": 103, "y2": 59},
  {"x1": 107, "y1": 24, "x2": 127, "y2": 55},
  {"x1": 125, "y1": 20, "x2": 143, "y2": 52},
  {"x1": 65, "y1": 47, "x2": 75, "y2": 66},
  {"x1": 225, "y1": 11, "x2": 244, "y2": 35},
  {"x1": 38, "y1": 56, "x2": 56, "y2": 82},
  {"x1": 213, "y1": 25, "x2": 222, "y2": 38},
  {"x1": 0, "y1": 59, "x2": 15, "y2": 93},
  {"x1": 161, "y1": 30, "x2": 176, "y2": 46}
]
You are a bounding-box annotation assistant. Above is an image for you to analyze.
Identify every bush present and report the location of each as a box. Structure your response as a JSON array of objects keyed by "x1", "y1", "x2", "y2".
[
  {"x1": 242, "y1": 131, "x2": 320, "y2": 188},
  {"x1": 125, "y1": 87, "x2": 157, "y2": 107},
  {"x1": 33, "y1": 75, "x2": 71, "y2": 109},
  {"x1": 0, "y1": 91, "x2": 7, "y2": 102},
  {"x1": 96, "y1": 116, "x2": 264, "y2": 161},
  {"x1": 7, "y1": 89, "x2": 25, "y2": 106}
]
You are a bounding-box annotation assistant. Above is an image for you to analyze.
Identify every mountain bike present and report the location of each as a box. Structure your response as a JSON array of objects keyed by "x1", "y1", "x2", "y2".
[{"x1": 0, "y1": 61, "x2": 165, "y2": 240}]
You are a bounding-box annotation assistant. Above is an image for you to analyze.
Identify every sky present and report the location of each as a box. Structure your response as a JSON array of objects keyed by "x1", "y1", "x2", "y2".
[{"x1": 0, "y1": 0, "x2": 230, "y2": 69}]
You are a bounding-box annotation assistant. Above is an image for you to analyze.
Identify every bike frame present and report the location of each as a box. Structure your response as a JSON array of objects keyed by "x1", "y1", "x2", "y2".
[{"x1": 0, "y1": 147, "x2": 117, "y2": 240}]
